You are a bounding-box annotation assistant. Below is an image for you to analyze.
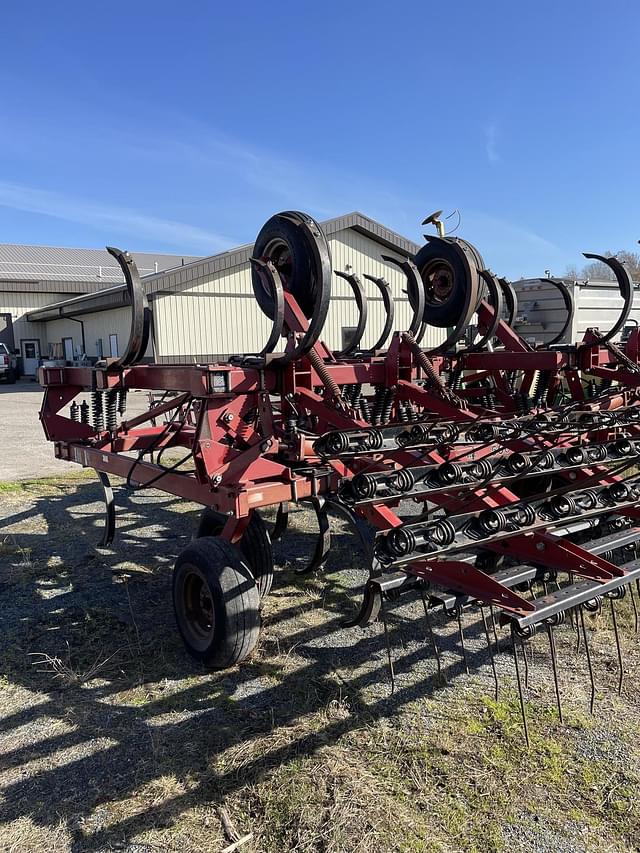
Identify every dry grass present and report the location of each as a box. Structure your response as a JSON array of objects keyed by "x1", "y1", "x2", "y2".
[{"x1": 1, "y1": 476, "x2": 640, "y2": 852}]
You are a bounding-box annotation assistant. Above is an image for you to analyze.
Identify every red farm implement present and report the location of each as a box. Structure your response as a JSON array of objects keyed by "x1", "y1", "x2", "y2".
[{"x1": 38, "y1": 210, "x2": 640, "y2": 741}]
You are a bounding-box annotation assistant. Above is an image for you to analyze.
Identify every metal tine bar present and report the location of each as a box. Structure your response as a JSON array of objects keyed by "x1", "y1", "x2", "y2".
[
  {"x1": 456, "y1": 609, "x2": 470, "y2": 675},
  {"x1": 481, "y1": 606, "x2": 499, "y2": 701},
  {"x1": 378, "y1": 592, "x2": 396, "y2": 694},
  {"x1": 579, "y1": 606, "x2": 597, "y2": 715},
  {"x1": 520, "y1": 636, "x2": 530, "y2": 689},
  {"x1": 546, "y1": 625, "x2": 563, "y2": 723},
  {"x1": 609, "y1": 598, "x2": 624, "y2": 695},
  {"x1": 631, "y1": 583, "x2": 640, "y2": 634},
  {"x1": 420, "y1": 589, "x2": 445, "y2": 683},
  {"x1": 489, "y1": 604, "x2": 499, "y2": 650},
  {"x1": 511, "y1": 626, "x2": 530, "y2": 748}
]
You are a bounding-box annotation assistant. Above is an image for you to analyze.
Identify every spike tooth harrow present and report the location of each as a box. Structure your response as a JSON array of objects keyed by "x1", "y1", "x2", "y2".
[{"x1": 38, "y1": 209, "x2": 640, "y2": 725}]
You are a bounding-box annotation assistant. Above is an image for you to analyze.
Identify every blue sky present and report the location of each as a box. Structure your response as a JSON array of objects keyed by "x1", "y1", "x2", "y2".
[{"x1": 0, "y1": 0, "x2": 638, "y2": 277}]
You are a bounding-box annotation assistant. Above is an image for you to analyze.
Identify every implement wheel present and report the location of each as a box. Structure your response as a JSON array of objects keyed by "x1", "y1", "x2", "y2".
[
  {"x1": 413, "y1": 237, "x2": 483, "y2": 328},
  {"x1": 196, "y1": 508, "x2": 274, "y2": 599},
  {"x1": 173, "y1": 537, "x2": 261, "y2": 669}
]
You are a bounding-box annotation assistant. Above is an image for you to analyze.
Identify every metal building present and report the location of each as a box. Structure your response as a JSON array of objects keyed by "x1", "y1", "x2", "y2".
[
  {"x1": 26, "y1": 213, "x2": 445, "y2": 364},
  {"x1": 0, "y1": 245, "x2": 198, "y2": 375}
]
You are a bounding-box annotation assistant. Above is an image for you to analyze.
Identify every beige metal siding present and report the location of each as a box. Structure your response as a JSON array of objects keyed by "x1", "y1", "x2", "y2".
[
  {"x1": 46, "y1": 307, "x2": 150, "y2": 359},
  {"x1": 153, "y1": 228, "x2": 445, "y2": 361},
  {"x1": 0, "y1": 289, "x2": 75, "y2": 348}
]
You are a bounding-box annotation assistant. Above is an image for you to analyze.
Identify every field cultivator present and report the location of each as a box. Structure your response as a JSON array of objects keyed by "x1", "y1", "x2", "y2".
[{"x1": 38, "y1": 210, "x2": 640, "y2": 739}]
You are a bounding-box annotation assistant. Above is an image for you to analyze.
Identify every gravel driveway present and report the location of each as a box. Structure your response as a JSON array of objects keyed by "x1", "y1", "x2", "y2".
[{"x1": 0, "y1": 382, "x2": 150, "y2": 481}]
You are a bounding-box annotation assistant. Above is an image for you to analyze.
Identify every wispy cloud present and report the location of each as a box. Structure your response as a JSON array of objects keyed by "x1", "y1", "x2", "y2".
[
  {"x1": 484, "y1": 122, "x2": 500, "y2": 164},
  {"x1": 0, "y1": 181, "x2": 233, "y2": 252}
]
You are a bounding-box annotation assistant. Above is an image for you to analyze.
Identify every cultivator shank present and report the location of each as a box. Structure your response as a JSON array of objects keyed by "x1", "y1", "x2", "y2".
[{"x1": 38, "y1": 210, "x2": 640, "y2": 732}]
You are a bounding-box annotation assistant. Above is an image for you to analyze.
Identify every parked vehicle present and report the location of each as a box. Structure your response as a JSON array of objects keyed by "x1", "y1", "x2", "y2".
[{"x1": 0, "y1": 342, "x2": 18, "y2": 383}]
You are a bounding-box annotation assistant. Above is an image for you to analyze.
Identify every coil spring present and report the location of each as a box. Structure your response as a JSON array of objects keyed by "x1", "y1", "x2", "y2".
[
  {"x1": 392, "y1": 467, "x2": 415, "y2": 493},
  {"x1": 548, "y1": 494, "x2": 576, "y2": 518},
  {"x1": 91, "y1": 390, "x2": 105, "y2": 431},
  {"x1": 381, "y1": 386, "x2": 395, "y2": 424},
  {"x1": 600, "y1": 378, "x2": 613, "y2": 392},
  {"x1": 448, "y1": 368, "x2": 462, "y2": 390},
  {"x1": 435, "y1": 462, "x2": 463, "y2": 485},
  {"x1": 583, "y1": 596, "x2": 603, "y2": 613},
  {"x1": 359, "y1": 398, "x2": 371, "y2": 423},
  {"x1": 387, "y1": 527, "x2": 416, "y2": 558},
  {"x1": 117, "y1": 388, "x2": 127, "y2": 415},
  {"x1": 80, "y1": 401, "x2": 90, "y2": 424},
  {"x1": 430, "y1": 518, "x2": 456, "y2": 547},
  {"x1": 577, "y1": 489, "x2": 599, "y2": 510},
  {"x1": 398, "y1": 403, "x2": 410, "y2": 424},
  {"x1": 105, "y1": 390, "x2": 118, "y2": 431},
  {"x1": 371, "y1": 385, "x2": 386, "y2": 426},
  {"x1": 586, "y1": 380, "x2": 597, "y2": 398},
  {"x1": 514, "y1": 504, "x2": 536, "y2": 526},
  {"x1": 363, "y1": 428, "x2": 384, "y2": 451},
  {"x1": 535, "y1": 450, "x2": 555, "y2": 470},
  {"x1": 477, "y1": 508, "x2": 509, "y2": 536},
  {"x1": 469, "y1": 458, "x2": 493, "y2": 480},
  {"x1": 532, "y1": 370, "x2": 551, "y2": 405},
  {"x1": 307, "y1": 348, "x2": 343, "y2": 401},
  {"x1": 516, "y1": 391, "x2": 532, "y2": 414},
  {"x1": 70, "y1": 401, "x2": 79, "y2": 422},
  {"x1": 352, "y1": 473, "x2": 377, "y2": 500},
  {"x1": 505, "y1": 452, "x2": 531, "y2": 475}
]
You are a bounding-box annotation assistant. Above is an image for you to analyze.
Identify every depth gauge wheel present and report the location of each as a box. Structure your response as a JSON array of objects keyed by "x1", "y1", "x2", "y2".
[{"x1": 173, "y1": 537, "x2": 261, "y2": 669}]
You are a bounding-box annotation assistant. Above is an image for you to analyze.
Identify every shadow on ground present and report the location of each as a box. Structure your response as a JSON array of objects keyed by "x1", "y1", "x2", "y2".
[{"x1": 1, "y1": 480, "x2": 639, "y2": 852}]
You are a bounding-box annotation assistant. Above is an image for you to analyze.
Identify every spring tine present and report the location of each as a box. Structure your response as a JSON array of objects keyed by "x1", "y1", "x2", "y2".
[
  {"x1": 542, "y1": 580, "x2": 549, "y2": 596},
  {"x1": 579, "y1": 607, "x2": 596, "y2": 715},
  {"x1": 528, "y1": 580, "x2": 537, "y2": 600},
  {"x1": 520, "y1": 636, "x2": 530, "y2": 689},
  {"x1": 481, "y1": 606, "x2": 499, "y2": 700},
  {"x1": 511, "y1": 626, "x2": 530, "y2": 748},
  {"x1": 609, "y1": 599, "x2": 624, "y2": 695},
  {"x1": 420, "y1": 590, "x2": 445, "y2": 683},
  {"x1": 630, "y1": 583, "x2": 639, "y2": 634},
  {"x1": 379, "y1": 592, "x2": 396, "y2": 694},
  {"x1": 489, "y1": 604, "x2": 499, "y2": 650},
  {"x1": 546, "y1": 625, "x2": 563, "y2": 723},
  {"x1": 456, "y1": 609, "x2": 470, "y2": 674}
]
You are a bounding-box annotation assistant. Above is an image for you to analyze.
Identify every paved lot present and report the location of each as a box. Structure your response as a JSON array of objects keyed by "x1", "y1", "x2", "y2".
[{"x1": 0, "y1": 381, "x2": 149, "y2": 481}]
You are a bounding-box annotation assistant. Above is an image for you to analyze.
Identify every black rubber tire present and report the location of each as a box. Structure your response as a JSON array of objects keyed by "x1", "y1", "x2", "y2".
[
  {"x1": 5, "y1": 368, "x2": 16, "y2": 384},
  {"x1": 173, "y1": 536, "x2": 261, "y2": 669},
  {"x1": 196, "y1": 508, "x2": 274, "y2": 600},
  {"x1": 413, "y1": 237, "x2": 483, "y2": 328},
  {"x1": 252, "y1": 211, "x2": 329, "y2": 320}
]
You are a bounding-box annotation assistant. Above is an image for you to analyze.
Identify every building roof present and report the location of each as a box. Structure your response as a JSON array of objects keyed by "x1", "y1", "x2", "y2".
[
  {"x1": 27, "y1": 212, "x2": 420, "y2": 322},
  {"x1": 0, "y1": 244, "x2": 201, "y2": 289}
]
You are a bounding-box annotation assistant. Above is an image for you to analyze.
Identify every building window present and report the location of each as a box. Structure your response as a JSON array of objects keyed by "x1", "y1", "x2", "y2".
[
  {"x1": 109, "y1": 334, "x2": 118, "y2": 357},
  {"x1": 96, "y1": 338, "x2": 103, "y2": 359}
]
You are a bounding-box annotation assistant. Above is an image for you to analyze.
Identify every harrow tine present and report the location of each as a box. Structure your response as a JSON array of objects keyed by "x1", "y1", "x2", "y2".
[
  {"x1": 579, "y1": 607, "x2": 597, "y2": 715},
  {"x1": 420, "y1": 589, "x2": 445, "y2": 683},
  {"x1": 455, "y1": 608, "x2": 470, "y2": 675},
  {"x1": 489, "y1": 604, "x2": 499, "y2": 650},
  {"x1": 546, "y1": 624, "x2": 563, "y2": 723},
  {"x1": 609, "y1": 596, "x2": 624, "y2": 695},
  {"x1": 511, "y1": 626, "x2": 530, "y2": 748},
  {"x1": 630, "y1": 583, "x2": 639, "y2": 633},
  {"x1": 481, "y1": 606, "x2": 499, "y2": 700},
  {"x1": 379, "y1": 592, "x2": 396, "y2": 694},
  {"x1": 520, "y1": 636, "x2": 530, "y2": 689}
]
